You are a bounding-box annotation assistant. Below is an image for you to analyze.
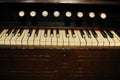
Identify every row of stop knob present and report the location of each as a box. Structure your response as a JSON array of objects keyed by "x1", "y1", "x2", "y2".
[{"x1": 19, "y1": 11, "x2": 107, "y2": 19}]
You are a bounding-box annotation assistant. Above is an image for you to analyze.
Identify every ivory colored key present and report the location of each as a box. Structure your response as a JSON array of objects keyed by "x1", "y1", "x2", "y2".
[
  {"x1": 40, "y1": 29, "x2": 46, "y2": 48},
  {"x1": 97, "y1": 31, "x2": 109, "y2": 46},
  {"x1": 104, "y1": 30, "x2": 115, "y2": 46},
  {"x1": 34, "y1": 29, "x2": 42, "y2": 48},
  {"x1": 22, "y1": 30, "x2": 29, "y2": 48},
  {"x1": 28, "y1": 29, "x2": 35, "y2": 48},
  {"x1": 57, "y1": 30, "x2": 63, "y2": 48},
  {"x1": 111, "y1": 31, "x2": 120, "y2": 46},
  {"x1": 74, "y1": 30, "x2": 80, "y2": 47},
  {"x1": 76, "y1": 30, "x2": 86, "y2": 46},
  {"x1": 62, "y1": 30, "x2": 69, "y2": 48},
  {"x1": 51, "y1": 29, "x2": 57, "y2": 48},
  {"x1": 16, "y1": 30, "x2": 27, "y2": 48},
  {"x1": 0, "y1": 30, "x2": 8, "y2": 46},
  {"x1": 95, "y1": 31, "x2": 104, "y2": 46},
  {"x1": 46, "y1": 29, "x2": 52, "y2": 48},
  {"x1": 4, "y1": 29, "x2": 14, "y2": 47},
  {"x1": 68, "y1": 29, "x2": 75, "y2": 47},
  {"x1": 10, "y1": 29, "x2": 20, "y2": 47},
  {"x1": 89, "y1": 30, "x2": 98, "y2": 46},
  {"x1": 84, "y1": 30, "x2": 92, "y2": 46}
]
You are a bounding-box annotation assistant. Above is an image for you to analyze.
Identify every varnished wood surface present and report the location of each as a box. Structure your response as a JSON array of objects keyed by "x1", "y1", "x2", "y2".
[{"x1": 0, "y1": 49, "x2": 120, "y2": 80}]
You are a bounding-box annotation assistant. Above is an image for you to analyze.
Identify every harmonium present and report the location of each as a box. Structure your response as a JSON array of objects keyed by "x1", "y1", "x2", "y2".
[{"x1": 0, "y1": 0, "x2": 120, "y2": 80}]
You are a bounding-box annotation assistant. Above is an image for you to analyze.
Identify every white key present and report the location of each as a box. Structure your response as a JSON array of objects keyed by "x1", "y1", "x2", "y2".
[
  {"x1": 89, "y1": 30, "x2": 98, "y2": 46},
  {"x1": 40, "y1": 29, "x2": 46, "y2": 48},
  {"x1": 51, "y1": 29, "x2": 57, "y2": 48},
  {"x1": 28, "y1": 29, "x2": 35, "y2": 48},
  {"x1": 10, "y1": 29, "x2": 20, "y2": 46},
  {"x1": 68, "y1": 30, "x2": 74, "y2": 48},
  {"x1": 111, "y1": 31, "x2": 120, "y2": 46},
  {"x1": 74, "y1": 30, "x2": 80, "y2": 47},
  {"x1": 84, "y1": 30, "x2": 92, "y2": 46},
  {"x1": 97, "y1": 31, "x2": 109, "y2": 46},
  {"x1": 0, "y1": 29, "x2": 8, "y2": 46},
  {"x1": 76, "y1": 30, "x2": 86, "y2": 46},
  {"x1": 4, "y1": 29, "x2": 14, "y2": 46},
  {"x1": 95, "y1": 31, "x2": 104, "y2": 46},
  {"x1": 46, "y1": 29, "x2": 51, "y2": 48},
  {"x1": 34, "y1": 29, "x2": 42, "y2": 48},
  {"x1": 22, "y1": 30, "x2": 29, "y2": 48},
  {"x1": 104, "y1": 31, "x2": 115, "y2": 46},
  {"x1": 62, "y1": 30, "x2": 69, "y2": 48},
  {"x1": 57, "y1": 30, "x2": 63, "y2": 48},
  {"x1": 16, "y1": 30, "x2": 27, "y2": 47}
]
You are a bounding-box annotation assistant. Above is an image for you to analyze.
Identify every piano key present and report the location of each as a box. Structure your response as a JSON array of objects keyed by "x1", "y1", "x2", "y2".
[
  {"x1": 76, "y1": 30, "x2": 86, "y2": 46},
  {"x1": 89, "y1": 30, "x2": 98, "y2": 46},
  {"x1": 40, "y1": 29, "x2": 46, "y2": 48},
  {"x1": 0, "y1": 30, "x2": 8, "y2": 46},
  {"x1": 84, "y1": 30, "x2": 92, "y2": 46},
  {"x1": 50, "y1": 29, "x2": 53, "y2": 37},
  {"x1": 34, "y1": 29, "x2": 39, "y2": 37},
  {"x1": 74, "y1": 30, "x2": 80, "y2": 47},
  {"x1": 100, "y1": 30, "x2": 107, "y2": 38},
  {"x1": 95, "y1": 31, "x2": 104, "y2": 46},
  {"x1": 91, "y1": 29, "x2": 97, "y2": 38},
  {"x1": 18, "y1": 28, "x2": 24, "y2": 37},
  {"x1": 10, "y1": 29, "x2": 20, "y2": 48},
  {"x1": 85, "y1": 29, "x2": 91, "y2": 38},
  {"x1": 16, "y1": 30, "x2": 27, "y2": 48},
  {"x1": 105, "y1": 30, "x2": 114, "y2": 38},
  {"x1": 63, "y1": 30, "x2": 69, "y2": 48},
  {"x1": 56, "y1": 29, "x2": 59, "y2": 37},
  {"x1": 6, "y1": 29, "x2": 13, "y2": 36},
  {"x1": 44, "y1": 29, "x2": 47, "y2": 37},
  {"x1": 114, "y1": 30, "x2": 120, "y2": 37},
  {"x1": 27, "y1": 29, "x2": 32, "y2": 37},
  {"x1": 111, "y1": 31, "x2": 120, "y2": 46},
  {"x1": 51, "y1": 29, "x2": 57, "y2": 48},
  {"x1": 80, "y1": 29, "x2": 85, "y2": 38},
  {"x1": 22, "y1": 30, "x2": 29, "y2": 48},
  {"x1": 68, "y1": 29, "x2": 75, "y2": 47},
  {"x1": 71, "y1": 29, "x2": 76, "y2": 38},
  {"x1": 97, "y1": 30, "x2": 109, "y2": 46},
  {"x1": 28, "y1": 29, "x2": 35, "y2": 48},
  {"x1": 5, "y1": 29, "x2": 14, "y2": 47},
  {"x1": 46, "y1": 29, "x2": 52, "y2": 48},
  {"x1": 57, "y1": 29, "x2": 63, "y2": 48},
  {"x1": 0, "y1": 28, "x2": 4, "y2": 34},
  {"x1": 65, "y1": 29, "x2": 69, "y2": 38},
  {"x1": 12, "y1": 29, "x2": 18, "y2": 37}
]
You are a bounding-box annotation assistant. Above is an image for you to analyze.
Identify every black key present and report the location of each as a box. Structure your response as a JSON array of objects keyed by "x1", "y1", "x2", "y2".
[
  {"x1": 105, "y1": 30, "x2": 113, "y2": 38},
  {"x1": 44, "y1": 29, "x2": 47, "y2": 37},
  {"x1": 80, "y1": 29, "x2": 85, "y2": 38},
  {"x1": 65, "y1": 29, "x2": 69, "y2": 38},
  {"x1": 18, "y1": 28, "x2": 24, "y2": 37},
  {"x1": 56, "y1": 29, "x2": 59, "y2": 37},
  {"x1": 91, "y1": 29, "x2": 97, "y2": 38},
  {"x1": 12, "y1": 29, "x2": 18, "y2": 36},
  {"x1": 35, "y1": 29, "x2": 39, "y2": 37},
  {"x1": 6, "y1": 29, "x2": 12, "y2": 36},
  {"x1": 86, "y1": 29, "x2": 91, "y2": 38},
  {"x1": 27, "y1": 29, "x2": 32, "y2": 37},
  {"x1": 114, "y1": 30, "x2": 120, "y2": 37},
  {"x1": 100, "y1": 30, "x2": 107, "y2": 38},
  {"x1": 71, "y1": 29, "x2": 76, "y2": 38},
  {"x1": 0, "y1": 28, "x2": 4, "y2": 34},
  {"x1": 50, "y1": 29, "x2": 53, "y2": 37}
]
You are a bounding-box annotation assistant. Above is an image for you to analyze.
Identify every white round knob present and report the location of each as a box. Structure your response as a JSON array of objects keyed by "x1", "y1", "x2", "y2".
[
  {"x1": 42, "y1": 11, "x2": 48, "y2": 17},
  {"x1": 100, "y1": 13, "x2": 107, "y2": 19},
  {"x1": 18, "y1": 11, "x2": 25, "y2": 17},
  {"x1": 65, "y1": 11, "x2": 72, "y2": 17},
  {"x1": 89, "y1": 12, "x2": 95, "y2": 18},
  {"x1": 30, "y1": 11, "x2": 36, "y2": 17},
  {"x1": 53, "y1": 11, "x2": 60, "y2": 17},
  {"x1": 77, "y1": 12, "x2": 84, "y2": 18}
]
